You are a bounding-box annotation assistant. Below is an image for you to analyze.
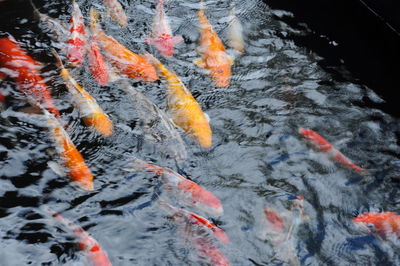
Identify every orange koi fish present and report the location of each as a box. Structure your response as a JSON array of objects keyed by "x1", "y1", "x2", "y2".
[
  {"x1": 158, "y1": 200, "x2": 229, "y2": 244},
  {"x1": 194, "y1": 1, "x2": 233, "y2": 88},
  {"x1": 45, "y1": 208, "x2": 112, "y2": 266},
  {"x1": 126, "y1": 158, "x2": 223, "y2": 217},
  {"x1": 88, "y1": 38, "x2": 109, "y2": 86},
  {"x1": 0, "y1": 37, "x2": 60, "y2": 116},
  {"x1": 299, "y1": 128, "x2": 366, "y2": 173},
  {"x1": 353, "y1": 212, "x2": 400, "y2": 238},
  {"x1": 38, "y1": 105, "x2": 94, "y2": 191},
  {"x1": 227, "y1": 4, "x2": 244, "y2": 54},
  {"x1": 53, "y1": 51, "x2": 113, "y2": 136},
  {"x1": 144, "y1": 0, "x2": 183, "y2": 57},
  {"x1": 145, "y1": 54, "x2": 212, "y2": 148},
  {"x1": 103, "y1": 0, "x2": 127, "y2": 27},
  {"x1": 67, "y1": 0, "x2": 87, "y2": 67},
  {"x1": 89, "y1": 9, "x2": 158, "y2": 82}
]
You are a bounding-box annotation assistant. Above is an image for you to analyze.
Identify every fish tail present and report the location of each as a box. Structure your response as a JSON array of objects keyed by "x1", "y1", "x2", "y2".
[
  {"x1": 29, "y1": 0, "x2": 41, "y2": 19},
  {"x1": 51, "y1": 48, "x2": 65, "y2": 69},
  {"x1": 124, "y1": 157, "x2": 163, "y2": 174}
]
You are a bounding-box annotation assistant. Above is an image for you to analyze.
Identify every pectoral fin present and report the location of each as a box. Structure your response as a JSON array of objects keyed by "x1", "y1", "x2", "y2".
[
  {"x1": 48, "y1": 161, "x2": 66, "y2": 177},
  {"x1": 194, "y1": 58, "x2": 206, "y2": 68}
]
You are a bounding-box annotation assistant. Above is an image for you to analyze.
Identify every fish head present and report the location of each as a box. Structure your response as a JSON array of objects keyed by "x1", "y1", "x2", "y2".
[
  {"x1": 353, "y1": 212, "x2": 398, "y2": 235},
  {"x1": 298, "y1": 128, "x2": 316, "y2": 142}
]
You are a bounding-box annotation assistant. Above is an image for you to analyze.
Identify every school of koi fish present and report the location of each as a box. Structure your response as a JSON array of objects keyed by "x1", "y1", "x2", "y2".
[{"x1": 0, "y1": 0, "x2": 399, "y2": 265}]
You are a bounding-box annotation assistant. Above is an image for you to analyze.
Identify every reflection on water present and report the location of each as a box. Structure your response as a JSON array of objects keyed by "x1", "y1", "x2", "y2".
[{"x1": 1, "y1": 0, "x2": 400, "y2": 265}]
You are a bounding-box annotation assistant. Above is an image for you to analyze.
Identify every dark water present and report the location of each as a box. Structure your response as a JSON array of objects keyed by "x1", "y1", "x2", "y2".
[{"x1": 1, "y1": 0, "x2": 400, "y2": 265}]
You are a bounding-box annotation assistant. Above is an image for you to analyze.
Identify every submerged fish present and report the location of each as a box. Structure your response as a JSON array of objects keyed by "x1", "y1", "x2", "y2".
[
  {"x1": 87, "y1": 37, "x2": 109, "y2": 86},
  {"x1": 29, "y1": 0, "x2": 69, "y2": 44},
  {"x1": 144, "y1": 0, "x2": 183, "y2": 57},
  {"x1": 118, "y1": 79, "x2": 187, "y2": 162},
  {"x1": 89, "y1": 9, "x2": 158, "y2": 82},
  {"x1": 0, "y1": 37, "x2": 60, "y2": 116},
  {"x1": 158, "y1": 200, "x2": 229, "y2": 244},
  {"x1": 353, "y1": 212, "x2": 400, "y2": 238},
  {"x1": 53, "y1": 50, "x2": 113, "y2": 137},
  {"x1": 67, "y1": 0, "x2": 87, "y2": 67},
  {"x1": 194, "y1": 1, "x2": 233, "y2": 88},
  {"x1": 227, "y1": 4, "x2": 244, "y2": 54},
  {"x1": 145, "y1": 54, "x2": 212, "y2": 148},
  {"x1": 126, "y1": 158, "x2": 223, "y2": 217},
  {"x1": 44, "y1": 208, "x2": 112, "y2": 266},
  {"x1": 103, "y1": 0, "x2": 127, "y2": 27},
  {"x1": 299, "y1": 128, "x2": 366, "y2": 173}
]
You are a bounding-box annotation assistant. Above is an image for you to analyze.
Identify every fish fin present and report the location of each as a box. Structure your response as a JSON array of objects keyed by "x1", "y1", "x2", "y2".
[
  {"x1": 171, "y1": 35, "x2": 183, "y2": 44},
  {"x1": 144, "y1": 37, "x2": 155, "y2": 44},
  {"x1": 204, "y1": 113, "x2": 210, "y2": 122},
  {"x1": 50, "y1": 48, "x2": 65, "y2": 69},
  {"x1": 228, "y1": 55, "x2": 234, "y2": 65},
  {"x1": 48, "y1": 161, "x2": 66, "y2": 177},
  {"x1": 193, "y1": 58, "x2": 206, "y2": 68},
  {"x1": 29, "y1": 0, "x2": 41, "y2": 19}
]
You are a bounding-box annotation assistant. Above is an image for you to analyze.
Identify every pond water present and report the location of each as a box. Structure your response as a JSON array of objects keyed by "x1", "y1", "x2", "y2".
[{"x1": 1, "y1": 0, "x2": 400, "y2": 265}]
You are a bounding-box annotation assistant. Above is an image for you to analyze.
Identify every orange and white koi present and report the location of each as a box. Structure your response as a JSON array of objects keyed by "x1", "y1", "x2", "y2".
[
  {"x1": 45, "y1": 209, "x2": 112, "y2": 266},
  {"x1": 0, "y1": 37, "x2": 60, "y2": 116},
  {"x1": 145, "y1": 54, "x2": 212, "y2": 148},
  {"x1": 67, "y1": 0, "x2": 87, "y2": 67},
  {"x1": 126, "y1": 158, "x2": 223, "y2": 217},
  {"x1": 227, "y1": 4, "x2": 244, "y2": 54},
  {"x1": 353, "y1": 212, "x2": 400, "y2": 238},
  {"x1": 158, "y1": 200, "x2": 229, "y2": 244},
  {"x1": 299, "y1": 128, "x2": 366, "y2": 172},
  {"x1": 144, "y1": 0, "x2": 183, "y2": 57},
  {"x1": 88, "y1": 38, "x2": 109, "y2": 86},
  {"x1": 103, "y1": 0, "x2": 127, "y2": 27},
  {"x1": 89, "y1": 9, "x2": 158, "y2": 82},
  {"x1": 194, "y1": 1, "x2": 233, "y2": 88},
  {"x1": 52, "y1": 50, "x2": 113, "y2": 137},
  {"x1": 39, "y1": 105, "x2": 94, "y2": 191}
]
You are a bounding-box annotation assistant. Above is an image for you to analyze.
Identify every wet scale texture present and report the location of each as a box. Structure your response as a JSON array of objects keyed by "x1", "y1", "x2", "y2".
[{"x1": 1, "y1": 0, "x2": 400, "y2": 265}]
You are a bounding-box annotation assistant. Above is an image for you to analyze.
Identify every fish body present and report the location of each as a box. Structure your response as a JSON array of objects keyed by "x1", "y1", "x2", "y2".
[
  {"x1": 53, "y1": 51, "x2": 113, "y2": 136},
  {"x1": 0, "y1": 37, "x2": 60, "y2": 116},
  {"x1": 67, "y1": 0, "x2": 87, "y2": 67},
  {"x1": 48, "y1": 211, "x2": 112, "y2": 266},
  {"x1": 145, "y1": 54, "x2": 212, "y2": 148},
  {"x1": 88, "y1": 38, "x2": 109, "y2": 86},
  {"x1": 30, "y1": 0, "x2": 69, "y2": 43},
  {"x1": 159, "y1": 200, "x2": 229, "y2": 244},
  {"x1": 103, "y1": 0, "x2": 127, "y2": 27},
  {"x1": 227, "y1": 6, "x2": 244, "y2": 53},
  {"x1": 299, "y1": 128, "x2": 366, "y2": 172},
  {"x1": 89, "y1": 9, "x2": 158, "y2": 82},
  {"x1": 353, "y1": 212, "x2": 400, "y2": 238},
  {"x1": 189, "y1": 235, "x2": 230, "y2": 266},
  {"x1": 119, "y1": 80, "x2": 187, "y2": 162},
  {"x1": 42, "y1": 107, "x2": 94, "y2": 191},
  {"x1": 127, "y1": 158, "x2": 223, "y2": 217},
  {"x1": 195, "y1": 2, "x2": 232, "y2": 88},
  {"x1": 144, "y1": 0, "x2": 182, "y2": 57}
]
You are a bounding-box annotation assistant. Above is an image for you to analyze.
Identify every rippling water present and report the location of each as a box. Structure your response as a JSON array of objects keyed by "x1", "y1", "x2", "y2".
[{"x1": 1, "y1": 0, "x2": 400, "y2": 265}]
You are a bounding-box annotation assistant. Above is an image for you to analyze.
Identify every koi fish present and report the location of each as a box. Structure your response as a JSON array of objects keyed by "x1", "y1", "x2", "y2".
[
  {"x1": 36, "y1": 103, "x2": 94, "y2": 191},
  {"x1": 118, "y1": 79, "x2": 187, "y2": 162},
  {"x1": 29, "y1": 0, "x2": 69, "y2": 44},
  {"x1": 67, "y1": 0, "x2": 87, "y2": 67},
  {"x1": 0, "y1": 37, "x2": 60, "y2": 116},
  {"x1": 44, "y1": 208, "x2": 112, "y2": 266},
  {"x1": 144, "y1": 54, "x2": 212, "y2": 148},
  {"x1": 103, "y1": 0, "x2": 127, "y2": 27},
  {"x1": 227, "y1": 4, "x2": 244, "y2": 54},
  {"x1": 194, "y1": 1, "x2": 233, "y2": 88},
  {"x1": 89, "y1": 9, "x2": 158, "y2": 82},
  {"x1": 299, "y1": 128, "x2": 366, "y2": 173},
  {"x1": 144, "y1": 0, "x2": 183, "y2": 57},
  {"x1": 188, "y1": 233, "x2": 230, "y2": 266},
  {"x1": 87, "y1": 37, "x2": 109, "y2": 86},
  {"x1": 126, "y1": 157, "x2": 223, "y2": 217},
  {"x1": 353, "y1": 212, "x2": 400, "y2": 238},
  {"x1": 52, "y1": 50, "x2": 113, "y2": 137},
  {"x1": 158, "y1": 200, "x2": 229, "y2": 244}
]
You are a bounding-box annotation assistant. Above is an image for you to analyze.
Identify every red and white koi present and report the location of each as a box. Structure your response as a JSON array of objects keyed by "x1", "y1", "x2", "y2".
[
  {"x1": 144, "y1": 0, "x2": 183, "y2": 57},
  {"x1": 126, "y1": 158, "x2": 223, "y2": 217},
  {"x1": 67, "y1": 0, "x2": 87, "y2": 67},
  {"x1": 353, "y1": 212, "x2": 400, "y2": 238},
  {"x1": 299, "y1": 128, "x2": 367, "y2": 173},
  {"x1": 103, "y1": 0, "x2": 127, "y2": 27},
  {"x1": 44, "y1": 208, "x2": 112, "y2": 266},
  {"x1": 158, "y1": 200, "x2": 229, "y2": 244},
  {"x1": 188, "y1": 234, "x2": 230, "y2": 266},
  {"x1": 87, "y1": 37, "x2": 109, "y2": 86}
]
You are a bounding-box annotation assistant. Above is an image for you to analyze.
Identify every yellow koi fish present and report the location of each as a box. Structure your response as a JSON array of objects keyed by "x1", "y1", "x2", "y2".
[
  {"x1": 194, "y1": 1, "x2": 233, "y2": 88},
  {"x1": 145, "y1": 53, "x2": 212, "y2": 148},
  {"x1": 52, "y1": 50, "x2": 113, "y2": 136}
]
